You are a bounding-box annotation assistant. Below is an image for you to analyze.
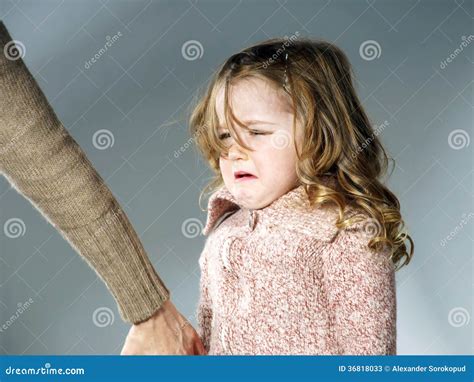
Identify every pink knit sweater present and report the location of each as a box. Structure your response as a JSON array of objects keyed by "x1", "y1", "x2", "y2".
[{"x1": 196, "y1": 180, "x2": 397, "y2": 355}]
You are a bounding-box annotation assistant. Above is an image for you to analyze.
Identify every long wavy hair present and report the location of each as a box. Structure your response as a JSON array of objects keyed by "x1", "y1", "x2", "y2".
[{"x1": 188, "y1": 36, "x2": 413, "y2": 271}]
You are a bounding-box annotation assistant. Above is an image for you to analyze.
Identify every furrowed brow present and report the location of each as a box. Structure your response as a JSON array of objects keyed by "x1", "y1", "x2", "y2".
[{"x1": 218, "y1": 120, "x2": 277, "y2": 130}]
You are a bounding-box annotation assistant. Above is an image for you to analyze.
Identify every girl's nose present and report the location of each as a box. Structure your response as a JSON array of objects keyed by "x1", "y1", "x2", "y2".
[{"x1": 228, "y1": 141, "x2": 249, "y2": 161}]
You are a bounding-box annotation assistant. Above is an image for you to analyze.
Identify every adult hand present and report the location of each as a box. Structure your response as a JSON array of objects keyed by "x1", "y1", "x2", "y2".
[{"x1": 120, "y1": 299, "x2": 207, "y2": 355}]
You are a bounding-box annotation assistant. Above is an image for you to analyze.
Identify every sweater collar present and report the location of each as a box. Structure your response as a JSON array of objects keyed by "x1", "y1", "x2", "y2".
[{"x1": 202, "y1": 176, "x2": 341, "y2": 242}]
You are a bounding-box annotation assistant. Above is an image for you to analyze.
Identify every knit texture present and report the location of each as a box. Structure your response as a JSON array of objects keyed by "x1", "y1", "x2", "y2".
[
  {"x1": 197, "y1": 180, "x2": 397, "y2": 355},
  {"x1": 0, "y1": 21, "x2": 169, "y2": 324}
]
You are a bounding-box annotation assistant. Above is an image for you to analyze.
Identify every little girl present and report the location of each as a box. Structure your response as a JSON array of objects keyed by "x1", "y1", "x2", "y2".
[{"x1": 189, "y1": 37, "x2": 414, "y2": 355}]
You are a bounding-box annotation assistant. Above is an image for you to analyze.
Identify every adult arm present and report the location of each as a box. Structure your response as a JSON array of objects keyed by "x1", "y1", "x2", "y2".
[
  {"x1": 0, "y1": 20, "x2": 167, "y2": 324},
  {"x1": 0, "y1": 21, "x2": 205, "y2": 354}
]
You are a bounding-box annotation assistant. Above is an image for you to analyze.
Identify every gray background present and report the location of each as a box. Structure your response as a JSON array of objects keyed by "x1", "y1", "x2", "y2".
[{"x1": 0, "y1": 0, "x2": 472, "y2": 355}]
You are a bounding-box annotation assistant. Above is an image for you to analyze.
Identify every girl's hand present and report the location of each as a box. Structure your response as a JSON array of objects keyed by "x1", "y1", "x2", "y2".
[{"x1": 120, "y1": 300, "x2": 207, "y2": 355}]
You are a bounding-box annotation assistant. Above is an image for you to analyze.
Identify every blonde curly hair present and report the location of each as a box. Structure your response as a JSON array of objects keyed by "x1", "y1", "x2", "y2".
[{"x1": 188, "y1": 36, "x2": 414, "y2": 272}]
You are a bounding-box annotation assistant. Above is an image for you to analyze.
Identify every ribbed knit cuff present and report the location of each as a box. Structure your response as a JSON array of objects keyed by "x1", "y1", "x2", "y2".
[{"x1": 65, "y1": 202, "x2": 171, "y2": 324}]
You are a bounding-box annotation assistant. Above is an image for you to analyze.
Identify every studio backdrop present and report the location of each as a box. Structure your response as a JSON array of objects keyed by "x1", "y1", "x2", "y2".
[{"x1": 0, "y1": 0, "x2": 472, "y2": 355}]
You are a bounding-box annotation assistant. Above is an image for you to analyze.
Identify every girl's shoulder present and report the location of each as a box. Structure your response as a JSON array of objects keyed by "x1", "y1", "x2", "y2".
[
  {"x1": 265, "y1": 183, "x2": 375, "y2": 244},
  {"x1": 290, "y1": 201, "x2": 375, "y2": 248},
  {"x1": 304, "y1": 205, "x2": 394, "y2": 273}
]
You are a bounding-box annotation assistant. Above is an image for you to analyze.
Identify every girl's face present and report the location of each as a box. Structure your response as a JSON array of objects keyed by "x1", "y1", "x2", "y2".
[{"x1": 216, "y1": 77, "x2": 303, "y2": 210}]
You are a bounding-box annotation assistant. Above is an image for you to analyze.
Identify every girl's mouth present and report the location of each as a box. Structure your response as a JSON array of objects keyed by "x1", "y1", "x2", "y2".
[{"x1": 234, "y1": 171, "x2": 258, "y2": 182}]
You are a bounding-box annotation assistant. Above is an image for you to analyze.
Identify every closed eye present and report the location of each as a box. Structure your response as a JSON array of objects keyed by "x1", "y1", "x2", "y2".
[
  {"x1": 248, "y1": 130, "x2": 269, "y2": 136},
  {"x1": 218, "y1": 130, "x2": 269, "y2": 140},
  {"x1": 218, "y1": 132, "x2": 230, "y2": 140}
]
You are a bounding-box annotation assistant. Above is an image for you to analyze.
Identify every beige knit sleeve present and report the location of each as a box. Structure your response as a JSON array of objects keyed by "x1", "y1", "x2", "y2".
[{"x1": 0, "y1": 21, "x2": 169, "y2": 324}]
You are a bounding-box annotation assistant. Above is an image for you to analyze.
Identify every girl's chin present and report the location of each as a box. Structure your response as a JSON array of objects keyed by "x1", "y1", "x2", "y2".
[
  {"x1": 230, "y1": 187, "x2": 258, "y2": 205},
  {"x1": 231, "y1": 187, "x2": 274, "y2": 210}
]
